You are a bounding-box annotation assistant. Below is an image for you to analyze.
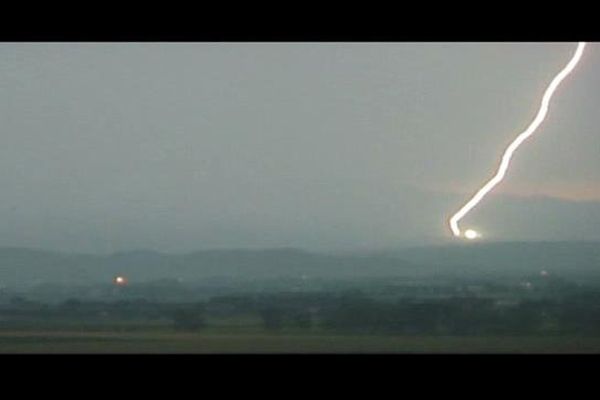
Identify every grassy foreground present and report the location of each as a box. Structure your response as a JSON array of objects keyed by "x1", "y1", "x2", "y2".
[{"x1": 1, "y1": 331, "x2": 600, "y2": 353}]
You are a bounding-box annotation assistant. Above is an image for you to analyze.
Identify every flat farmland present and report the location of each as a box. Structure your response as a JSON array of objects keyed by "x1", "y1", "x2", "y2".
[{"x1": 1, "y1": 332, "x2": 600, "y2": 353}]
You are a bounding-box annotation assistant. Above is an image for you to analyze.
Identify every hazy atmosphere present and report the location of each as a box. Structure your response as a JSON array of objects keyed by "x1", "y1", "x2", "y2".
[
  {"x1": 1, "y1": 42, "x2": 599, "y2": 253},
  {"x1": 3, "y1": 42, "x2": 600, "y2": 354}
]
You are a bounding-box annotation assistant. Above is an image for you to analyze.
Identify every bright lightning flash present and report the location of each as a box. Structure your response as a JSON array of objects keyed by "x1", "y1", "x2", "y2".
[
  {"x1": 449, "y1": 42, "x2": 586, "y2": 238},
  {"x1": 464, "y1": 229, "x2": 479, "y2": 240}
]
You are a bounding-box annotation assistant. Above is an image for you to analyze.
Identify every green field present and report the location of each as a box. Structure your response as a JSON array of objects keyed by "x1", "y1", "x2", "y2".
[{"x1": 1, "y1": 331, "x2": 600, "y2": 353}]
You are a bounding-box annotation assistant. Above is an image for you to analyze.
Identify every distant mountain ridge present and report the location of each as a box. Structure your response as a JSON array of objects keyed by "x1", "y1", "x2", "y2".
[
  {"x1": 0, "y1": 241, "x2": 599, "y2": 288},
  {"x1": 396, "y1": 241, "x2": 600, "y2": 280},
  {"x1": 0, "y1": 246, "x2": 420, "y2": 288}
]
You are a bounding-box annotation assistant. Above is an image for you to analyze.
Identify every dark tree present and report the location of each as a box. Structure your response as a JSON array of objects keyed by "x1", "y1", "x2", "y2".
[
  {"x1": 259, "y1": 307, "x2": 284, "y2": 332},
  {"x1": 171, "y1": 305, "x2": 206, "y2": 331},
  {"x1": 290, "y1": 309, "x2": 312, "y2": 330}
]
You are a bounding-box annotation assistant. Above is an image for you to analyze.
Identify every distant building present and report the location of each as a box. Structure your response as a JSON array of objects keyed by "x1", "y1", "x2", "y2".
[{"x1": 113, "y1": 276, "x2": 128, "y2": 287}]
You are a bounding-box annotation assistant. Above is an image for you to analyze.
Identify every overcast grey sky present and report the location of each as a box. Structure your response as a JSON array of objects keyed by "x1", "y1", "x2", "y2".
[{"x1": 0, "y1": 43, "x2": 598, "y2": 253}]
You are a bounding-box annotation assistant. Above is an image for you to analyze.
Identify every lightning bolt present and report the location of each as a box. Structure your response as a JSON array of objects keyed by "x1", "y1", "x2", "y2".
[{"x1": 449, "y1": 42, "x2": 586, "y2": 238}]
